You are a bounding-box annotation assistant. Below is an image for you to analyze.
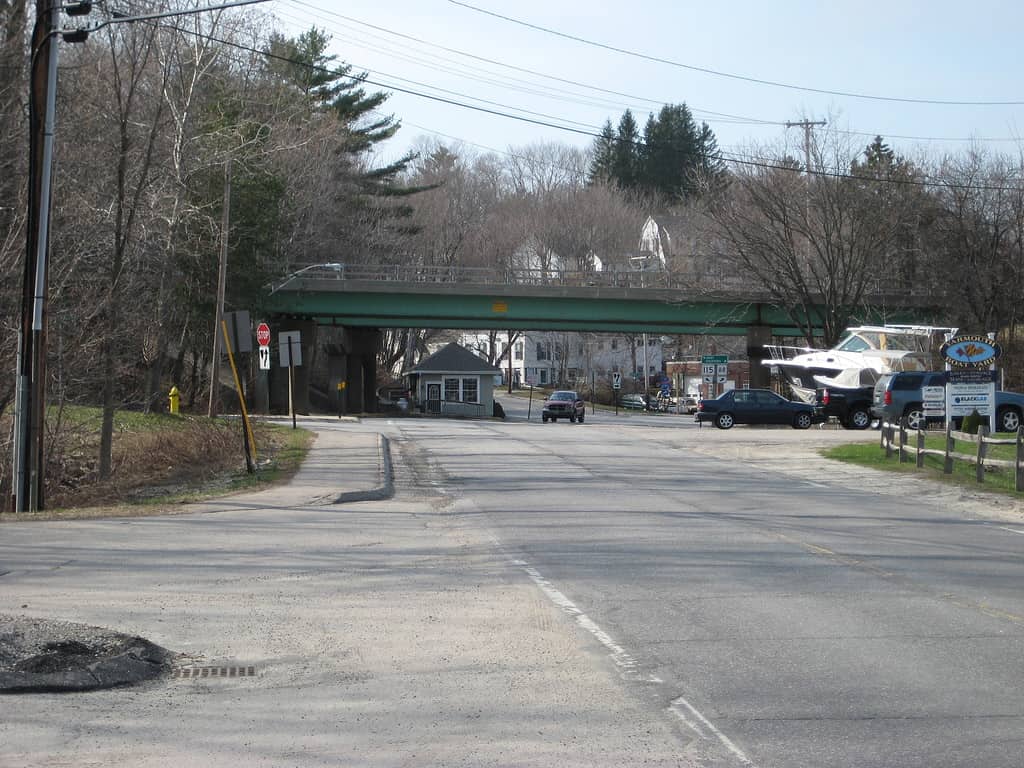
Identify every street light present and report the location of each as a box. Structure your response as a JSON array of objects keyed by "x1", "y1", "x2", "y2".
[{"x1": 630, "y1": 254, "x2": 653, "y2": 398}]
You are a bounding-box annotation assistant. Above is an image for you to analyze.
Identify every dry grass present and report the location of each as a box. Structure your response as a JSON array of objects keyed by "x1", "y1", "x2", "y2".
[{"x1": 0, "y1": 408, "x2": 312, "y2": 520}]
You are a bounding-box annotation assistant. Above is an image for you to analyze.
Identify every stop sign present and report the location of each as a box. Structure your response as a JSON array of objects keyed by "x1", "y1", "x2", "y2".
[{"x1": 256, "y1": 322, "x2": 271, "y2": 347}]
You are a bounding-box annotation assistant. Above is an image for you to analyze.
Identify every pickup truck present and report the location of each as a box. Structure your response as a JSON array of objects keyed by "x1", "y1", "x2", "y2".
[{"x1": 814, "y1": 385, "x2": 874, "y2": 429}]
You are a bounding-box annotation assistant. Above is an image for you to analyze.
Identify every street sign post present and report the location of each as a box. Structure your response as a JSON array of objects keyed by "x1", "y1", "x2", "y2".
[
  {"x1": 702, "y1": 355, "x2": 728, "y2": 398},
  {"x1": 279, "y1": 331, "x2": 301, "y2": 428}
]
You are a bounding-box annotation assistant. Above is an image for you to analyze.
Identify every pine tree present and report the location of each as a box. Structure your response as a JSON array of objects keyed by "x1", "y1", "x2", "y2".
[
  {"x1": 588, "y1": 119, "x2": 616, "y2": 184},
  {"x1": 611, "y1": 110, "x2": 641, "y2": 190}
]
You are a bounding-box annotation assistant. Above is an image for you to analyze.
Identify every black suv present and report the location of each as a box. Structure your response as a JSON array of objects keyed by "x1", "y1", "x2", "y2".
[{"x1": 871, "y1": 371, "x2": 948, "y2": 429}]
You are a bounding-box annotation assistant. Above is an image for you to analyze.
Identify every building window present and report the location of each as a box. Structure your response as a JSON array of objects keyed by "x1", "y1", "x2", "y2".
[
  {"x1": 444, "y1": 378, "x2": 460, "y2": 401},
  {"x1": 536, "y1": 342, "x2": 548, "y2": 361},
  {"x1": 611, "y1": 339, "x2": 618, "y2": 350},
  {"x1": 462, "y1": 378, "x2": 479, "y2": 403},
  {"x1": 514, "y1": 342, "x2": 524, "y2": 360},
  {"x1": 568, "y1": 368, "x2": 579, "y2": 381},
  {"x1": 578, "y1": 343, "x2": 585, "y2": 355},
  {"x1": 540, "y1": 369, "x2": 548, "y2": 384}
]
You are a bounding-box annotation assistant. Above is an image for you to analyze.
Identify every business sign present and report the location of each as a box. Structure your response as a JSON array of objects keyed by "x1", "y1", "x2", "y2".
[
  {"x1": 946, "y1": 383, "x2": 994, "y2": 417},
  {"x1": 922, "y1": 385, "x2": 945, "y2": 416},
  {"x1": 940, "y1": 335, "x2": 1001, "y2": 368}
]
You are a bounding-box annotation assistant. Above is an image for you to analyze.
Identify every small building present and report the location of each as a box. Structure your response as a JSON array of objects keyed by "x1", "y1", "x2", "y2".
[{"x1": 405, "y1": 343, "x2": 502, "y2": 417}]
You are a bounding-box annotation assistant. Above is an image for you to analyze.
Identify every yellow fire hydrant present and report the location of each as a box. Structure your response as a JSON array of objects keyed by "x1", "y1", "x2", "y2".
[{"x1": 168, "y1": 386, "x2": 180, "y2": 415}]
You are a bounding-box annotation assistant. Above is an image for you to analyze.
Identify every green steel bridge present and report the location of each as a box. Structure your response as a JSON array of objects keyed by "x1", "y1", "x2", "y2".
[
  {"x1": 262, "y1": 263, "x2": 936, "y2": 338},
  {"x1": 256, "y1": 263, "x2": 941, "y2": 413}
]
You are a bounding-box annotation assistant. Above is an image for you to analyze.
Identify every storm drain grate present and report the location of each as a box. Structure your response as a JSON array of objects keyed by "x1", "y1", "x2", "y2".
[{"x1": 172, "y1": 665, "x2": 256, "y2": 679}]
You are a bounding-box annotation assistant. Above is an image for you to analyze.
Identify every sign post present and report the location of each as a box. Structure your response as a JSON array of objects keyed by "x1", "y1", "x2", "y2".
[
  {"x1": 279, "y1": 331, "x2": 302, "y2": 429},
  {"x1": 612, "y1": 371, "x2": 621, "y2": 415},
  {"x1": 941, "y1": 334, "x2": 1001, "y2": 432},
  {"x1": 702, "y1": 355, "x2": 728, "y2": 399}
]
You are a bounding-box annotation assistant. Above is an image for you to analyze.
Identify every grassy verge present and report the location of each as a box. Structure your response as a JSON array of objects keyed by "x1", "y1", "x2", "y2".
[
  {"x1": 0, "y1": 409, "x2": 314, "y2": 521},
  {"x1": 823, "y1": 432, "x2": 1024, "y2": 497}
]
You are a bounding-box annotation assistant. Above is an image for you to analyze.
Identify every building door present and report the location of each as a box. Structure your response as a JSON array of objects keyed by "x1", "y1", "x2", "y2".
[{"x1": 427, "y1": 383, "x2": 441, "y2": 414}]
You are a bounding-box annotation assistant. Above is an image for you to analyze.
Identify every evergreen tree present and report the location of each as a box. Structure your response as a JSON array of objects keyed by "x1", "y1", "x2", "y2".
[
  {"x1": 640, "y1": 103, "x2": 703, "y2": 201},
  {"x1": 588, "y1": 119, "x2": 616, "y2": 184},
  {"x1": 611, "y1": 110, "x2": 641, "y2": 190}
]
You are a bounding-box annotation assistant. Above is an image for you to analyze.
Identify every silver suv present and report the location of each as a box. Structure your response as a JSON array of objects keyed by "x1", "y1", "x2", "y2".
[{"x1": 871, "y1": 371, "x2": 947, "y2": 429}]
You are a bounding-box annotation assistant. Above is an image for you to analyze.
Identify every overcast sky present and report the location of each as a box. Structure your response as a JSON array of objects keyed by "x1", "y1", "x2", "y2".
[{"x1": 268, "y1": 0, "x2": 1024, "y2": 169}]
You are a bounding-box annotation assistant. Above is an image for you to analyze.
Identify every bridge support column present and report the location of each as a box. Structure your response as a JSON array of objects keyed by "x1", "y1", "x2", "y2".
[
  {"x1": 746, "y1": 325, "x2": 772, "y2": 389},
  {"x1": 326, "y1": 328, "x2": 381, "y2": 413},
  {"x1": 269, "y1": 319, "x2": 316, "y2": 414}
]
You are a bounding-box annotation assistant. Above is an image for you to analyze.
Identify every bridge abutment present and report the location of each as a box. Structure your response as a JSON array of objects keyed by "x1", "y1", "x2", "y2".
[{"x1": 326, "y1": 328, "x2": 381, "y2": 414}]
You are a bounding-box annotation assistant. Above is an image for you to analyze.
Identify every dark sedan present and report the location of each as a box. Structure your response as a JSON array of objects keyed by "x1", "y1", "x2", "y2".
[{"x1": 696, "y1": 388, "x2": 821, "y2": 429}]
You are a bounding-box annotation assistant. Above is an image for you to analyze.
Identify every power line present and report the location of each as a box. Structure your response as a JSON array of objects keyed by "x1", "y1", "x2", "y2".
[
  {"x1": 280, "y1": 0, "x2": 783, "y2": 126},
  {"x1": 154, "y1": 19, "x2": 1024, "y2": 194},
  {"x1": 278, "y1": 1, "x2": 1024, "y2": 144},
  {"x1": 447, "y1": 0, "x2": 1024, "y2": 107}
]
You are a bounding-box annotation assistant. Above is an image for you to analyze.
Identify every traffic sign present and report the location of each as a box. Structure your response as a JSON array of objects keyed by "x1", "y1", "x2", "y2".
[
  {"x1": 279, "y1": 331, "x2": 302, "y2": 367},
  {"x1": 701, "y1": 364, "x2": 715, "y2": 377},
  {"x1": 612, "y1": 372, "x2": 622, "y2": 390},
  {"x1": 701, "y1": 355, "x2": 728, "y2": 364},
  {"x1": 256, "y1": 322, "x2": 271, "y2": 347},
  {"x1": 258, "y1": 345, "x2": 270, "y2": 370}
]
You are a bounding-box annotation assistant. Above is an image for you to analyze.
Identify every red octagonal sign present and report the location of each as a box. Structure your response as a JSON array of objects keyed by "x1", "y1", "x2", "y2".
[{"x1": 256, "y1": 322, "x2": 271, "y2": 347}]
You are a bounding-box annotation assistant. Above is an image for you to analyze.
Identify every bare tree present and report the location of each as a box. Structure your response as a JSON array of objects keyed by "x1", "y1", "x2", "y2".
[
  {"x1": 705, "y1": 131, "x2": 927, "y2": 346},
  {"x1": 927, "y1": 147, "x2": 1024, "y2": 336}
]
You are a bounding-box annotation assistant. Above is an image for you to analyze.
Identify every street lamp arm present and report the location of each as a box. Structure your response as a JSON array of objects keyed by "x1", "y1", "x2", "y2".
[{"x1": 62, "y1": 0, "x2": 272, "y2": 40}]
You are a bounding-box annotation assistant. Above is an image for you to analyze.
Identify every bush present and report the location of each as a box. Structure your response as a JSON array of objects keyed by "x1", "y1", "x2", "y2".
[{"x1": 962, "y1": 409, "x2": 983, "y2": 434}]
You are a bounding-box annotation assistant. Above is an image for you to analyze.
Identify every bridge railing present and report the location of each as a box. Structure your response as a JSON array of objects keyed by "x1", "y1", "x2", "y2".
[{"x1": 272, "y1": 262, "x2": 930, "y2": 300}]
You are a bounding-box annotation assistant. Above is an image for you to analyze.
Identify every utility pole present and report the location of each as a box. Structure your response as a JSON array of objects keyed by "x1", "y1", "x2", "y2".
[
  {"x1": 13, "y1": 0, "x2": 59, "y2": 512},
  {"x1": 208, "y1": 157, "x2": 232, "y2": 417},
  {"x1": 785, "y1": 119, "x2": 826, "y2": 177}
]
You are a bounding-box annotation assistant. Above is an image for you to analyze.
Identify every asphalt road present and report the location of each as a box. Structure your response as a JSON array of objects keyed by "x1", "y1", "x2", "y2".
[
  {"x1": 397, "y1": 400, "x2": 1024, "y2": 768},
  {"x1": 3, "y1": 409, "x2": 1023, "y2": 767}
]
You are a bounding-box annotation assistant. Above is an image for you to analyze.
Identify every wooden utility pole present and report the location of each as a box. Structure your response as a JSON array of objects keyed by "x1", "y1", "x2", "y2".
[
  {"x1": 785, "y1": 119, "x2": 826, "y2": 176},
  {"x1": 208, "y1": 157, "x2": 232, "y2": 417},
  {"x1": 13, "y1": 0, "x2": 58, "y2": 511}
]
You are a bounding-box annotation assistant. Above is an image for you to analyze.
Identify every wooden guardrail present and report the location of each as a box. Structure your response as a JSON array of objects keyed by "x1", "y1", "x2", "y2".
[{"x1": 880, "y1": 420, "x2": 1024, "y2": 490}]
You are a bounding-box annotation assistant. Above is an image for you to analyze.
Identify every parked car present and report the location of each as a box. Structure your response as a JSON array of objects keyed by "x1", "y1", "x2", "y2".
[
  {"x1": 696, "y1": 388, "x2": 822, "y2": 429},
  {"x1": 619, "y1": 393, "x2": 648, "y2": 410},
  {"x1": 814, "y1": 384, "x2": 874, "y2": 429},
  {"x1": 542, "y1": 390, "x2": 586, "y2": 423},
  {"x1": 871, "y1": 370, "x2": 1024, "y2": 431},
  {"x1": 871, "y1": 371, "x2": 947, "y2": 430},
  {"x1": 682, "y1": 396, "x2": 700, "y2": 414}
]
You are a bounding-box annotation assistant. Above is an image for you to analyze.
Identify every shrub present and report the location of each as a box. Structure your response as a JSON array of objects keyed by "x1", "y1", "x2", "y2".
[{"x1": 962, "y1": 409, "x2": 983, "y2": 434}]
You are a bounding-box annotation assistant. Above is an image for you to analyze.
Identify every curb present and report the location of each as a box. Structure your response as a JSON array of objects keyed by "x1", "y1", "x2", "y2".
[{"x1": 333, "y1": 434, "x2": 394, "y2": 504}]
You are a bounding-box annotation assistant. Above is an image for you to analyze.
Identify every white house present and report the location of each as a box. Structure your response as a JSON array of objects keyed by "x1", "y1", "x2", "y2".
[{"x1": 459, "y1": 331, "x2": 663, "y2": 390}]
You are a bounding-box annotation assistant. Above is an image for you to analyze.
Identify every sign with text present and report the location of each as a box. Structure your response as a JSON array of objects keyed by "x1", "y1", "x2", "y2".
[{"x1": 946, "y1": 382, "x2": 995, "y2": 417}]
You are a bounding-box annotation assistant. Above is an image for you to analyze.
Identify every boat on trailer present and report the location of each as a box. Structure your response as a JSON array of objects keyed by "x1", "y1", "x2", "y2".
[{"x1": 765, "y1": 324, "x2": 958, "y2": 403}]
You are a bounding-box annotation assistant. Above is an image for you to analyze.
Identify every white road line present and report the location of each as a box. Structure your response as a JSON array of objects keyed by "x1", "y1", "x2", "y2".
[
  {"x1": 993, "y1": 525, "x2": 1024, "y2": 535},
  {"x1": 670, "y1": 696, "x2": 756, "y2": 766},
  {"x1": 511, "y1": 554, "x2": 756, "y2": 767}
]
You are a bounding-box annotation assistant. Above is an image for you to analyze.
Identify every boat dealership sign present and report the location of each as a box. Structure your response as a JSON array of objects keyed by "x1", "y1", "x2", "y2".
[{"x1": 940, "y1": 335, "x2": 1001, "y2": 368}]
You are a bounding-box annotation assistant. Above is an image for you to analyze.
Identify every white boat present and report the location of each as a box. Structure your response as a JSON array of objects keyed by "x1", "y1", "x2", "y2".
[{"x1": 765, "y1": 324, "x2": 958, "y2": 402}]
